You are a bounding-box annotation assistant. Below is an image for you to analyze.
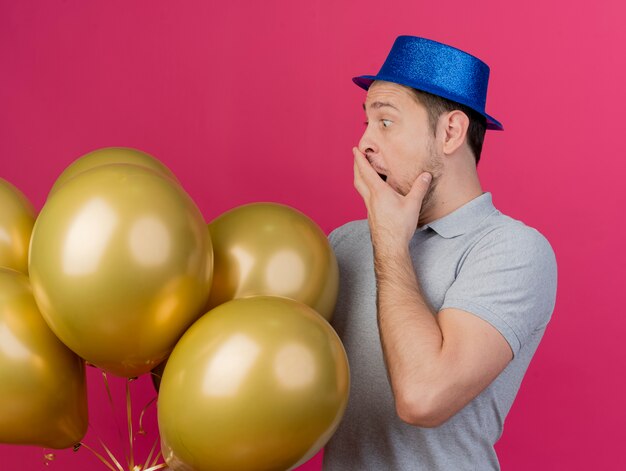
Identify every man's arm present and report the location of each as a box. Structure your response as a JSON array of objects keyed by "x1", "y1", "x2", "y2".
[
  {"x1": 353, "y1": 147, "x2": 512, "y2": 428},
  {"x1": 374, "y1": 243, "x2": 512, "y2": 427}
]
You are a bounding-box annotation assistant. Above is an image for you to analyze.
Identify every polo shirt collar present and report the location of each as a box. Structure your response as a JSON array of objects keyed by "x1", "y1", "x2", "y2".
[{"x1": 418, "y1": 192, "x2": 497, "y2": 239}]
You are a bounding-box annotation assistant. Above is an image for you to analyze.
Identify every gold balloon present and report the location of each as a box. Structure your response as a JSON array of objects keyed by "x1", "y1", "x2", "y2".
[
  {"x1": 29, "y1": 164, "x2": 213, "y2": 377},
  {"x1": 0, "y1": 178, "x2": 36, "y2": 273},
  {"x1": 0, "y1": 268, "x2": 87, "y2": 448},
  {"x1": 207, "y1": 203, "x2": 338, "y2": 321},
  {"x1": 158, "y1": 296, "x2": 350, "y2": 471},
  {"x1": 49, "y1": 147, "x2": 180, "y2": 197}
]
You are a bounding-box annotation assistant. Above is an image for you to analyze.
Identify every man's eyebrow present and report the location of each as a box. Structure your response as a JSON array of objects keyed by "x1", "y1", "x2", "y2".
[{"x1": 362, "y1": 101, "x2": 400, "y2": 111}]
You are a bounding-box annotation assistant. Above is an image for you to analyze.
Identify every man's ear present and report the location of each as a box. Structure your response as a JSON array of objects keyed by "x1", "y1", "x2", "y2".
[{"x1": 440, "y1": 110, "x2": 469, "y2": 155}]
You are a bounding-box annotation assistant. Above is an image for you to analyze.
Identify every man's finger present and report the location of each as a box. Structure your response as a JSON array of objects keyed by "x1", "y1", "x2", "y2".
[
  {"x1": 353, "y1": 156, "x2": 369, "y2": 200},
  {"x1": 353, "y1": 147, "x2": 386, "y2": 192},
  {"x1": 407, "y1": 172, "x2": 432, "y2": 204}
]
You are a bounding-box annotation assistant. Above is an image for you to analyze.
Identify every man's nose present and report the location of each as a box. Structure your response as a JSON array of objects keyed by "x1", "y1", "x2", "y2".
[{"x1": 358, "y1": 127, "x2": 377, "y2": 156}]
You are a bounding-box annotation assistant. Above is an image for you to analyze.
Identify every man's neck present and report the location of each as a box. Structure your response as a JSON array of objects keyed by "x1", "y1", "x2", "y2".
[{"x1": 418, "y1": 170, "x2": 483, "y2": 226}]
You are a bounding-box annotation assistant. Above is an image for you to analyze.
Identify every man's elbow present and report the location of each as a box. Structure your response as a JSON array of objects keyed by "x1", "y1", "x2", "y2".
[{"x1": 395, "y1": 392, "x2": 452, "y2": 428}]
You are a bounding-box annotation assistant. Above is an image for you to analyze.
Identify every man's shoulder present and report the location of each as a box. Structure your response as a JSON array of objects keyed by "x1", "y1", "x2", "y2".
[
  {"x1": 482, "y1": 210, "x2": 554, "y2": 249},
  {"x1": 328, "y1": 219, "x2": 370, "y2": 249},
  {"x1": 471, "y1": 209, "x2": 557, "y2": 273}
]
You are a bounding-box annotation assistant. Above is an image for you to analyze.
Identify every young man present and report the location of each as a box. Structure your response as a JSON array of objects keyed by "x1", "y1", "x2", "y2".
[{"x1": 322, "y1": 36, "x2": 557, "y2": 470}]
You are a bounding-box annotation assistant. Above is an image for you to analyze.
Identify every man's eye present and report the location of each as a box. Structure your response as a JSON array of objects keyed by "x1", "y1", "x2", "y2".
[{"x1": 382, "y1": 119, "x2": 392, "y2": 128}]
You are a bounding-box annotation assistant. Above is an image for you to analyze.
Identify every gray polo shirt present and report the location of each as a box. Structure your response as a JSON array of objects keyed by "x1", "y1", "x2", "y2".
[{"x1": 322, "y1": 192, "x2": 557, "y2": 470}]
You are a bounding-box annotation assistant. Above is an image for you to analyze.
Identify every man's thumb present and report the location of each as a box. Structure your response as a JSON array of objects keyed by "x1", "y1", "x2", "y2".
[{"x1": 408, "y1": 172, "x2": 432, "y2": 202}]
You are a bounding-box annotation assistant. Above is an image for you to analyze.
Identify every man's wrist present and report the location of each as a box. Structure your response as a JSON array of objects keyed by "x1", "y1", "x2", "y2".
[{"x1": 372, "y1": 238, "x2": 410, "y2": 260}]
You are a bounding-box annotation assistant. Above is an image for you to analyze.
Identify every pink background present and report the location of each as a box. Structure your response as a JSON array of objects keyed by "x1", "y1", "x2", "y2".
[{"x1": 1, "y1": 1, "x2": 624, "y2": 469}]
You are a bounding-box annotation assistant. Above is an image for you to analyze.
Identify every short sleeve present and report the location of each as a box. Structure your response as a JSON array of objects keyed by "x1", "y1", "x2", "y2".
[{"x1": 441, "y1": 224, "x2": 557, "y2": 356}]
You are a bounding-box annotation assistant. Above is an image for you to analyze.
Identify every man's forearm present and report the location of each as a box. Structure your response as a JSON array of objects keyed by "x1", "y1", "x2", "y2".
[{"x1": 373, "y1": 242, "x2": 446, "y2": 424}]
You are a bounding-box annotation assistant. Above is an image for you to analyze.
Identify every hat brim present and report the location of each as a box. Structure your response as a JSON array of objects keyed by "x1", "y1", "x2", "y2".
[{"x1": 353, "y1": 75, "x2": 503, "y2": 131}]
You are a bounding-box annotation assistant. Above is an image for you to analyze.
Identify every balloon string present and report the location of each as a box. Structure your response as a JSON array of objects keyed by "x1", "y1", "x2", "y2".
[
  {"x1": 101, "y1": 370, "x2": 126, "y2": 450},
  {"x1": 142, "y1": 436, "x2": 159, "y2": 471},
  {"x1": 78, "y1": 442, "x2": 119, "y2": 471},
  {"x1": 143, "y1": 464, "x2": 167, "y2": 471},
  {"x1": 126, "y1": 379, "x2": 135, "y2": 470},
  {"x1": 137, "y1": 396, "x2": 157, "y2": 436},
  {"x1": 149, "y1": 370, "x2": 162, "y2": 384},
  {"x1": 150, "y1": 440, "x2": 164, "y2": 469},
  {"x1": 96, "y1": 437, "x2": 125, "y2": 471},
  {"x1": 79, "y1": 415, "x2": 125, "y2": 470},
  {"x1": 97, "y1": 371, "x2": 162, "y2": 470}
]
